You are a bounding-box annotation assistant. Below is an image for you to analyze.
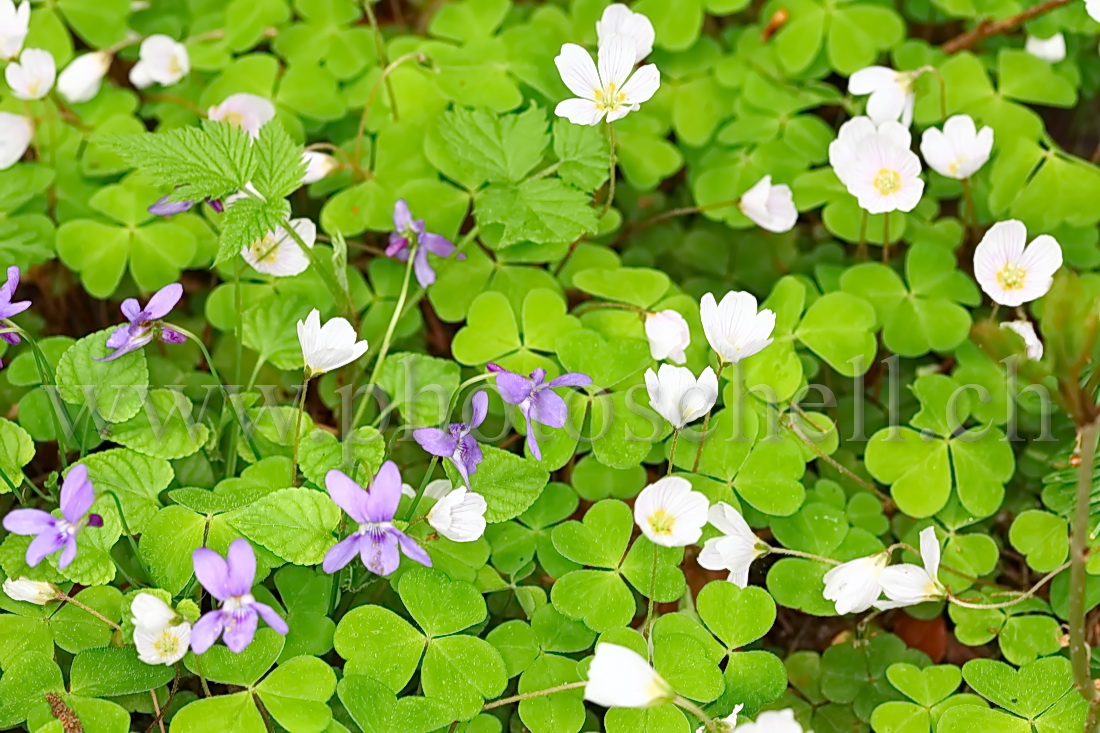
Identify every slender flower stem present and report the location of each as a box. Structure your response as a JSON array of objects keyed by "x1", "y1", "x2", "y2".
[
  {"x1": 363, "y1": 0, "x2": 398, "y2": 121},
  {"x1": 56, "y1": 590, "x2": 122, "y2": 631},
  {"x1": 960, "y1": 177, "x2": 980, "y2": 243},
  {"x1": 481, "y1": 681, "x2": 587, "y2": 711},
  {"x1": 0, "y1": 466, "x2": 16, "y2": 493},
  {"x1": 352, "y1": 51, "x2": 423, "y2": 179},
  {"x1": 674, "y1": 695, "x2": 718, "y2": 732},
  {"x1": 226, "y1": 265, "x2": 245, "y2": 479},
  {"x1": 692, "y1": 362, "x2": 727, "y2": 473},
  {"x1": 947, "y1": 559, "x2": 1071, "y2": 609},
  {"x1": 351, "y1": 244, "x2": 417, "y2": 429},
  {"x1": 768, "y1": 546, "x2": 842, "y2": 566},
  {"x1": 291, "y1": 375, "x2": 311, "y2": 484},
  {"x1": 10, "y1": 323, "x2": 79, "y2": 463},
  {"x1": 667, "y1": 430, "x2": 680, "y2": 476},
  {"x1": 787, "y1": 403, "x2": 890, "y2": 503},
  {"x1": 150, "y1": 690, "x2": 165, "y2": 733},
  {"x1": 601, "y1": 122, "x2": 617, "y2": 217},
  {"x1": 881, "y1": 211, "x2": 891, "y2": 263},
  {"x1": 644, "y1": 542, "x2": 660, "y2": 662},
  {"x1": 1070, "y1": 420, "x2": 1100, "y2": 706},
  {"x1": 281, "y1": 220, "x2": 358, "y2": 324},
  {"x1": 918, "y1": 65, "x2": 949, "y2": 121},
  {"x1": 98, "y1": 486, "x2": 150, "y2": 584}
]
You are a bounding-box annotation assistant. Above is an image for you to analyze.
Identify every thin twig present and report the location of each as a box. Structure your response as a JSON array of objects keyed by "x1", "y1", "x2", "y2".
[
  {"x1": 481, "y1": 681, "x2": 586, "y2": 711},
  {"x1": 941, "y1": 0, "x2": 1073, "y2": 53}
]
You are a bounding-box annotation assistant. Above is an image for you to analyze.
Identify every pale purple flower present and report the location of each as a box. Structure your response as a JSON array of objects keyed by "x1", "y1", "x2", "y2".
[
  {"x1": 148, "y1": 194, "x2": 223, "y2": 216},
  {"x1": 386, "y1": 199, "x2": 463, "y2": 287},
  {"x1": 97, "y1": 283, "x2": 187, "y2": 362},
  {"x1": 486, "y1": 364, "x2": 592, "y2": 460},
  {"x1": 0, "y1": 266, "x2": 31, "y2": 359},
  {"x1": 2, "y1": 464, "x2": 102, "y2": 570},
  {"x1": 191, "y1": 539, "x2": 288, "y2": 654},
  {"x1": 413, "y1": 391, "x2": 488, "y2": 488},
  {"x1": 322, "y1": 461, "x2": 432, "y2": 576}
]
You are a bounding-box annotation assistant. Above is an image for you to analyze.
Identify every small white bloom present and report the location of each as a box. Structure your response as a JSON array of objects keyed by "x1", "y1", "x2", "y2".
[
  {"x1": 554, "y1": 34, "x2": 660, "y2": 126},
  {"x1": 129, "y1": 35, "x2": 189, "y2": 88},
  {"x1": 585, "y1": 643, "x2": 672, "y2": 708},
  {"x1": 848, "y1": 65, "x2": 917, "y2": 126},
  {"x1": 696, "y1": 704, "x2": 743, "y2": 733},
  {"x1": 973, "y1": 220, "x2": 1062, "y2": 307},
  {"x1": 0, "y1": 0, "x2": 29, "y2": 60},
  {"x1": 403, "y1": 479, "x2": 455, "y2": 500},
  {"x1": 0, "y1": 112, "x2": 32, "y2": 170},
  {"x1": 208, "y1": 93, "x2": 276, "y2": 139},
  {"x1": 876, "y1": 526, "x2": 947, "y2": 609},
  {"x1": 1089, "y1": 0, "x2": 1100, "y2": 22},
  {"x1": 596, "y1": 3, "x2": 654, "y2": 63},
  {"x1": 130, "y1": 592, "x2": 177, "y2": 634},
  {"x1": 823, "y1": 551, "x2": 889, "y2": 614},
  {"x1": 297, "y1": 308, "x2": 369, "y2": 377},
  {"x1": 242, "y1": 218, "x2": 316, "y2": 277},
  {"x1": 134, "y1": 622, "x2": 191, "y2": 666},
  {"x1": 734, "y1": 709, "x2": 806, "y2": 733},
  {"x1": 1025, "y1": 33, "x2": 1066, "y2": 63},
  {"x1": 700, "y1": 291, "x2": 776, "y2": 364},
  {"x1": 302, "y1": 151, "x2": 340, "y2": 184},
  {"x1": 634, "y1": 476, "x2": 709, "y2": 548},
  {"x1": 1001, "y1": 320, "x2": 1043, "y2": 360},
  {"x1": 57, "y1": 51, "x2": 112, "y2": 104},
  {"x1": 844, "y1": 134, "x2": 924, "y2": 214},
  {"x1": 829, "y1": 116, "x2": 911, "y2": 187},
  {"x1": 919, "y1": 114, "x2": 993, "y2": 180},
  {"x1": 644, "y1": 309, "x2": 690, "y2": 364},
  {"x1": 739, "y1": 175, "x2": 797, "y2": 233},
  {"x1": 697, "y1": 503, "x2": 767, "y2": 587},
  {"x1": 428, "y1": 487, "x2": 487, "y2": 543},
  {"x1": 2, "y1": 577, "x2": 58, "y2": 605},
  {"x1": 6, "y1": 48, "x2": 56, "y2": 100},
  {"x1": 644, "y1": 364, "x2": 717, "y2": 430}
]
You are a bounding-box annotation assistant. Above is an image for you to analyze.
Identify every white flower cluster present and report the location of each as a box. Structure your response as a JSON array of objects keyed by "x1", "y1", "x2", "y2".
[{"x1": 131, "y1": 592, "x2": 191, "y2": 666}]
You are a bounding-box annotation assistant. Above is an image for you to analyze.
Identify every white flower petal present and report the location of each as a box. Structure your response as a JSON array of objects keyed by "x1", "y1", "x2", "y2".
[
  {"x1": 634, "y1": 476, "x2": 709, "y2": 547},
  {"x1": 585, "y1": 643, "x2": 671, "y2": 708},
  {"x1": 555, "y1": 43, "x2": 601, "y2": 101},
  {"x1": 0, "y1": 111, "x2": 32, "y2": 170},
  {"x1": 597, "y1": 32, "x2": 636, "y2": 88},
  {"x1": 619, "y1": 63, "x2": 660, "y2": 106},
  {"x1": 554, "y1": 97, "x2": 604, "y2": 126},
  {"x1": 596, "y1": 3, "x2": 655, "y2": 63}
]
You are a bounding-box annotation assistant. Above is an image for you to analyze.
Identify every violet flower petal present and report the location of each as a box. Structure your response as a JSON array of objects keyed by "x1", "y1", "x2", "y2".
[
  {"x1": 361, "y1": 531, "x2": 400, "y2": 575},
  {"x1": 393, "y1": 199, "x2": 413, "y2": 232},
  {"x1": 3, "y1": 507, "x2": 57, "y2": 535},
  {"x1": 396, "y1": 530, "x2": 432, "y2": 568},
  {"x1": 253, "y1": 601, "x2": 289, "y2": 635},
  {"x1": 1, "y1": 332, "x2": 20, "y2": 345},
  {"x1": 59, "y1": 464, "x2": 93, "y2": 525},
  {"x1": 469, "y1": 390, "x2": 488, "y2": 429},
  {"x1": 548, "y1": 372, "x2": 593, "y2": 388},
  {"x1": 530, "y1": 388, "x2": 568, "y2": 429},
  {"x1": 363, "y1": 461, "x2": 402, "y2": 524},
  {"x1": 419, "y1": 231, "x2": 456, "y2": 257},
  {"x1": 223, "y1": 607, "x2": 258, "y2": 653},
  {"x1": 495, "y1": 371, "x2": 534, "y2": 405},
  {"x1": 325, "y1": 469, "x2": 371, "y2": 524},
  {"x1": 413, "y1": 247, "x2": 435, "y2": 288},
  {"x1": 57, "y1": 537, "x2": 78, "y2": 569},
  {"x1": 224, "y1": 539, "x2": 256, "y2": 597},
  {"x1": 192, "y1": 547, "x2": 232, "y2": 601},
  {"x1": 149, "y1": 196, "x2": 195, "y2": 216},
  {"x1": 144, "y1": 283, "x2": 183, "y2": 320},
  {"x1": 190, "y1": 611, "x2": 224, "y2": 654},
  {"x1": 120, "y1": 298, "x2": 142, "y2": 322},
  {"x1": 521, "y1": 407, "x2": 542, "y2": 461},
  {"x1": 386, "y1": 233, "x2": 408, "y2": 257},
  {"x1": 323, "y1": 533, "x2": 362, "y2": 574},
  {"x1": 26, "y1": 531, "x2": 66, "y2": 567},
  {"x1": 160, "y1": 327, "x2": 187, "y2": 344},
  {"x1": 413, "y1": 427, "x2": 459, "y2": 458}
]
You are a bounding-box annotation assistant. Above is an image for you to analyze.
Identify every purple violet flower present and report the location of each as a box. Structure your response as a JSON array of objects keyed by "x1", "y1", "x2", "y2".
[
  {"x1": 322, "y1": 461, "x2": 433, "y2": 576},
  {"x1": 386, "y1": 199, "x2": 464, "y2": 288},
  {"x1": 0, "y1": 266, "x2": 31, "y2": 364},
  {"x1": 191, "y1": 539, "x2": 289, "y2": 654},
  {"x1": 413, "y1": 390, "x2": 488, "y2": 488},
  {"x1": 2, "y1": 464, "x2": 103, "y2": 570},
  {"x1": 487, "y1": 364, "x2": 592, "y2": 461},
  {"x1": 148, "y1": 195, "x2": 224, "y2": 217},
  {"x1": 97, "y1": 283, "x2": 187, "y2": 362}
]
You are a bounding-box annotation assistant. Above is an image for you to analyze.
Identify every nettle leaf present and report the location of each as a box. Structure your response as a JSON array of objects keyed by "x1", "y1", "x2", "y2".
[
  {"x1": 476, "y1": 178, "x2": 598, "y2": 249},
  {"x1": 435, "y1": 105, "x2": 549, "y2": 186},
  {"x1": 252, "y1": 122, "x2": 307, "y2": 201},
  {"x1": 216, "y1": 194, "x2": 293, "y2": 264},
  {"x1": 552, "y1": 119, "x2": 610, "y2": 192}
]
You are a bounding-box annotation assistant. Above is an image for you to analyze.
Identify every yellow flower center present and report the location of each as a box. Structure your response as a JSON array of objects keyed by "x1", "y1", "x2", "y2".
[
  {"x1": 250, "y1": 233, "x2": 279, "y2": 263},
  {"x1": 996, "y1": 263, "x2": 1027, "y2": 290},
  {"x1": 167, "y1": 55, "x2": 182, "y2": 76},
  {"x1": 593, "y1": 82, "x2": 627, "y2": 112},
  {"x1": 27, "y1": 80, "x2": 39, "y2": 97},
  {"x1": 947, "y1": 161, "x2": 960, "y2": 175},
  {"x1": 154, "y1": 630, "x2": 180, "y2": 658},
  {"x1": 873, "y1": 169, "x2": 902, "y2": 195},
  {"x1": 647, "y1": 509, "x2": 676, "y2": 536},
  {"x1": 223, "y1": 111, "x2": 246, "y2": 129}
]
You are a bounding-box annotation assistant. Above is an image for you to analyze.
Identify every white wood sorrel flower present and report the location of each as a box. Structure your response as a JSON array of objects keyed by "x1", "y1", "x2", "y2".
[
  {"x1": 427, "y1": 487, "x2": 488, "y2": 543},
  {"x1": 0, "y1": 0, "x2": 30, "y2": 60},
  {"x1": 698, "y1": 502, "x2": 768, "y2": 587},
  {"x1": 130, "y1": 35, "x2": 189, "y2": 88},
  {"x1": 242, "y1": 218, "x2": 316, "y2": 277},
  {"x1": 634, "y1": 476, "x2": 709, "y2": 547},
  {"x1": 554, "y1": 34, "x2": 660, "y2": 126},
  {"x1": 584, "y1": 643, "x2": 672, "y2": 708},
  {"x1": 739, "y1": 175, "x2": 797, "y2": 233},
  {"x1": 919, "y1": 114, "x2": 993, "y2": 180},
  {"x1": 830, "y1": 116, "x2": 911, "y2": 187},
  {"x1": 208, "y1": 93, "x2": 276, "y2": 139},
  {"x1": 1025, "y1": 33, "x2": 1066, "y2": 63},
  {"x1": 843, "y1": 133, "x2": 924, "y2": 214},
  {"x1": 131, "y1": 592, "x2": 191, "y2": 666},
  {"x1": 6, "y1": 48, "x2": 55, "y2": 100},
  {"x1": 973, "y1": 220, "x2": 1062, "y2": 307},
  {"x1": 644, "y1": 309, "x2": 690, "y2": 364},
  {"x1": 644, "y1": 364, "x2": 718, "y2": 430},
  {"x1": 302, "y1": 151, "x2": 339, "y2": 184},
  {"x1": 1001, "y1": 320, "x2": 1043, "y2": 361},
  {"x1": 57, "y1": 51, "x2": 112, "y2": 103},
  {"x1": 700, "y1": 291, "x2": 776, "y2": 364},
  {"x1": 2, "y1": 577, "x2": 57, "y2": 605},
  {"x1": 297, "y1": 309, "x2": 368, "y2": 377},
  {"x1": 823, "y1": 551, "x2": 889, "y2": 614},
  {"x1": 876, "y1": 526, "x2": 947, "y2": 609},
  {"x1": 0, "y1": 112, "x2": 32, "y2": 170},
  {"x1": 848, "y1": 65, "x2": 917, "y2": 126}
]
